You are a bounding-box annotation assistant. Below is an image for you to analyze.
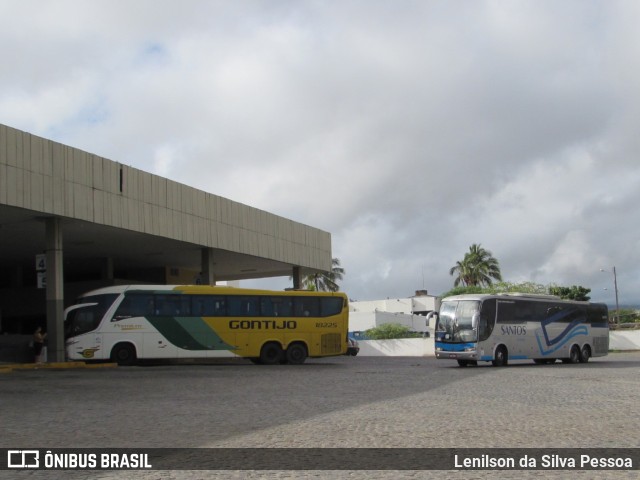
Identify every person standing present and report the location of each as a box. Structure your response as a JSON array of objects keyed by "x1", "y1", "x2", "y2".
[{"x1": 33, "y1": 326, "x2": 47, "y2": 364}]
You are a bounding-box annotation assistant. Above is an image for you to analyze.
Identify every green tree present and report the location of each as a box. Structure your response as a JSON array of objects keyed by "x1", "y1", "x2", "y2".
[
  {"x1": 614, "y1": 309, "x2": 640, "y2": 324},
  {"x1": 548, "y1": 285, "x2": 591, "y2": 301},
  {"x1": 438, "y1": 285, "x2": 486, "y2": 298},
  {"x1": 439, "y1": 282, "x2": 594, "y2": 301},
  {"x1": 303, "y1": 257, "x2": 345, "y2": 292},
  {"x1": 449, "y1": 244, "x2": 502, "y2": 287},
  {"x1": 439, "y1": 282, "x2": 545, "y2": 299}
]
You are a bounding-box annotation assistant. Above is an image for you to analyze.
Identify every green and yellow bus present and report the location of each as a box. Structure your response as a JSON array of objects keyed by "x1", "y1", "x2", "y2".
[{"x1": 64, "y1": 285, "x2": 349, "y2": 365}]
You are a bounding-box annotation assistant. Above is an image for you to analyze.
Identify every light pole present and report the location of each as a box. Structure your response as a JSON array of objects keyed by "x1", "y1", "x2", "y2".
[{"x1": 600, "y1": 267, "x2": 620, "y2": 324}]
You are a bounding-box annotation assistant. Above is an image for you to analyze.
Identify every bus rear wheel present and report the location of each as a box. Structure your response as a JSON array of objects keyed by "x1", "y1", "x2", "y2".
[
  {"x1": 111, "y1": 343, "x2": 137, "y2": 366},
  {"x1": 579, "y1": 345, "x2": 591, "y2": 363},
  {"x1": 492, "y1": 346, "x2": 508, "y2": 367},
  {"x1": 563, "y1": 345, "x2": 581, "y2": 364},
  {"x1": 259, "y1": 342, "x2": 283, "y2": 365},
  {"x1": 286, "y1": 343, "x2": 308, "y2": 365}
]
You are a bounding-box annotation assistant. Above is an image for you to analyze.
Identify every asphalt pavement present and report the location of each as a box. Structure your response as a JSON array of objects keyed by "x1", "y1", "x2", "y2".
[{"x1": 1, "y1": 353, "x2": 639, "y2": 480}]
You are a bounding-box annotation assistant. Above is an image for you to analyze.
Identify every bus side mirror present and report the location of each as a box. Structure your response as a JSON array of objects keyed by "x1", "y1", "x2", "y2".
[
  {"x1": 472, "y1": 313, "x2": 480, "y2": 329},
  {"x1": 426, "y1": 311, "x2": 438, "y2": 328}
]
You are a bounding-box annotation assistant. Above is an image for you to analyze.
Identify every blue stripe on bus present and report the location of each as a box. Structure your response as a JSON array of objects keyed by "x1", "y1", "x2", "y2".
[
  {"x1": 480, "y1": 354, "x2": 528, "y2": 361},
  {"x1": 435, "y1": 342, "x2": 474, "y2": 352},
  {"x1": 535, "y1": 325, "x2": 588, "y2": 356}
]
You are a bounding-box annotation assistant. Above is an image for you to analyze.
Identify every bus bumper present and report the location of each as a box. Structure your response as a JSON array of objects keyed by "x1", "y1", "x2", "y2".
[{"x1": 435, "y1": 351, "x2": 478, "y2": 361}]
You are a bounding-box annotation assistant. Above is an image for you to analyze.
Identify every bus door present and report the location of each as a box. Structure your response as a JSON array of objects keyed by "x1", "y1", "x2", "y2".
[
  {"x1": 476, "y1": 299, "x2": 496, "y2": 356},
  {"x1": 495, "y1": 300, "x2": 518, "y2": 356}
]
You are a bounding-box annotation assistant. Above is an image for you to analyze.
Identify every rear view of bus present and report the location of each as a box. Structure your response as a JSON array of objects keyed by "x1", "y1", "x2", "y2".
[{"x1": 432, "y1": 293, "x2": 609, "y2": 367}]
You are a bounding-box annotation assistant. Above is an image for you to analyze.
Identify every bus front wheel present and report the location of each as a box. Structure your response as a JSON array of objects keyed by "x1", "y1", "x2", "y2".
[
  {"x1": 492, "y1": 346, "x2": 508, "y2": 367},
  {"x1": 259, "y1": 342, "x2": 283, "y2": 365},
  {"x1": 286, "y1": 343, "x2": 308, "y2": 365},
  {"x1": 111, "y1": 343, "x2": 137, "y2": 366}
]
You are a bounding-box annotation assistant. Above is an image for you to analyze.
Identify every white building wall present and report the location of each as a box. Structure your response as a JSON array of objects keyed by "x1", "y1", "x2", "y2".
[
  {"x1": 348, "y1": 295, "x2": 439, "y2": 335},
  {"x1": 348, "y1": 311, "x2": 432, "y2": 335}
]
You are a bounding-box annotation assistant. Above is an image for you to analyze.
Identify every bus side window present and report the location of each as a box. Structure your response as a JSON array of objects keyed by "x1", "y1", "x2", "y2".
[
  {"x1": 496, "y1": 301, "x2": 515, "y2": 324},
  {"x1": 153, "y1": 295, "x2": 191, "y2": 316},
  {"x1": 294, "y1": 297, "x2": 320, "y2": 317},
  {"x1": 546, "y1": 306, "x2": 562, "y2": 320},
  {"x1": 192, "y1": 297, "x2": 205, "y2": 316},
  {"x1": 113, "y1": 294, "x2": 154, "y2": 320},
  {"x1": 320, "y1": 297, "x2": 343, "y2": 317},
  {"x1": 588, "y1": 305, "x2": 607, "y2": 325},
  {"x1": 260, "y1": 297, "x2": 274, "y2": 316},
  {"x1": 228, "y1": 296, "x2": 259, "y2": 316},
  {"x1": 515, "y1": 303, "x2": 533, "y2": 323},
  {"x1": 191, "y1": 296, "x2": 226, "y2": 316},
  {"x1": 260, "y1": 297, "x2": 292, "y2": 317}
]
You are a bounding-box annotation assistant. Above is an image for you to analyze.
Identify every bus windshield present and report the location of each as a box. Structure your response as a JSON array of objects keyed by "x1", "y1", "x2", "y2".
[
  {"x1": 65, "y1": 294, "x2": 119, "y2": 338},
  {"x1": 437, "y1": 300, "x2": 479, "y2": 343}
]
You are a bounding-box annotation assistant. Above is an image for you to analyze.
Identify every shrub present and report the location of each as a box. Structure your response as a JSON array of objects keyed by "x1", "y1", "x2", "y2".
[{"x1": 365, "y1": 323, "x2": 422, "y2": 340}]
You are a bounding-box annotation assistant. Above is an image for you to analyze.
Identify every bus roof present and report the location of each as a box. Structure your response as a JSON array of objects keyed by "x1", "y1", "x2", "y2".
[
  {"x1": 76, "y1": 284, "x2": 348, "y2": 298},
  {"x1": 441, "y1": 292, "x2": 596, "y2": 305}
]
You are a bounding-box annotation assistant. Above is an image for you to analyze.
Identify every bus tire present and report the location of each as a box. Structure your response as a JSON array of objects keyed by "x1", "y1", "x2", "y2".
[
  {"x1": 259, "y1": 342, "x2": 283, "y2": 365},
  {"x1": 492, "y1": 346, "x2": 508, "y2": 367},
  {"x1": 111, "y1": 343, "x2": 137, "y2": 366},
  {"x1": 563, "y1": 345, "x2": 581, "y2": 364},
  {"x1": 570, "y1": 345, "x2": 581, "y2": 364},
  {"x1": 579, "y1": 345, "x2": 591, "y2": 363},
  {"x1": 286, "y1": 343, "x2": 308, "y2": 365}
]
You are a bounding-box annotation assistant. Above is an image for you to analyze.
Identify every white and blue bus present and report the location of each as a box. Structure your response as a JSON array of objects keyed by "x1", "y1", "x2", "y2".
[{"x1": 429, "y1": 293, "x2": 609, "y2": 367}]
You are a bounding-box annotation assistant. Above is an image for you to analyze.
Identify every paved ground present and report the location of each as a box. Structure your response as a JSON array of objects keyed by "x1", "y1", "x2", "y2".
[{"x1": 1, "y1": 353, "x2": 639, "y2": 479}]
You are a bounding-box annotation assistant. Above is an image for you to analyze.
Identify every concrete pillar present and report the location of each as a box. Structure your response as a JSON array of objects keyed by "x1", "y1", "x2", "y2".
[
  {"x1": 201, "y1": 248, "x2": 216, "y2": 285},
  {"x1": 292, "y1": 266, "x2": 303, "y2": 290},
  {"x1": 45, "y1": 218, "x2": 65, "y2": 362},
  {"x1": 101, "y1": 257, "x2": 114, "y2": 281}
]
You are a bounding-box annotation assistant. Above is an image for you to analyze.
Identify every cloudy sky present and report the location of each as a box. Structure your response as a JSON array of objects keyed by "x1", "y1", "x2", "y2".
[{"x1": 1, "y1": 0, "x2": 639, "y2": 305}]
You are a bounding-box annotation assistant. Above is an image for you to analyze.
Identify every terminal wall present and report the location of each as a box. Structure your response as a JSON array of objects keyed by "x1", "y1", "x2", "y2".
[{"x1": 0, "y1": 124, "x2": 331, "y2": 271}]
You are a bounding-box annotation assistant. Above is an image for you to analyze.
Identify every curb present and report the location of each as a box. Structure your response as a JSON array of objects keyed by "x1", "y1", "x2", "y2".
[{"x1": 0, "y1": 362, "x2": 117, "y2": 373}]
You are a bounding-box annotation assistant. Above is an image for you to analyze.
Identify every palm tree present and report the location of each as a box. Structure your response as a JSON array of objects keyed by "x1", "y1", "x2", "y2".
[
  {"x1": 449, "y1": 259, "x2": 474, "y2": 287},
  {"x1": 303, "y1": 258, "x2": 345, "y2": 292},
  {"x1": 449, "y1": 244, "x2": 502, "y2": 287}
]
